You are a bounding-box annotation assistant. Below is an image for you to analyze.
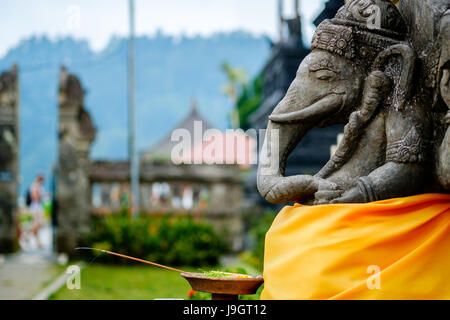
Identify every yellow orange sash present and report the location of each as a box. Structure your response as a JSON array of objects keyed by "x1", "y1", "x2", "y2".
[{"x1": 261, "y1": 194, "x2": 450, "y2": 300}]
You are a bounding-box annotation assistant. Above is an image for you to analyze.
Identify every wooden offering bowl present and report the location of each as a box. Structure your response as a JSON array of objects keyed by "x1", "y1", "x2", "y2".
[{"x1": 181, "y1": 272, "x2": 264, "y2": 300}]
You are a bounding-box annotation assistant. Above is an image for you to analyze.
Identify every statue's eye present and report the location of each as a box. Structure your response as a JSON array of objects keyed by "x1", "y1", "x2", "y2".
[{"x1": 314, "y1": 69, "x2": 337, "y2": 81}]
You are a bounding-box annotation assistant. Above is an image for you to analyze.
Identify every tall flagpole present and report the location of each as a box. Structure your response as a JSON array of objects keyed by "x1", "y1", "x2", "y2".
[
  {"x1": 128, "y1": 0, "x2": 139, "y2": 215},
  {"x1": 278, "y1": 0, "x2": 284, "y2": 42},
  {"x1": 295, "y1": 0, "x2": 300, "y2": 19}
]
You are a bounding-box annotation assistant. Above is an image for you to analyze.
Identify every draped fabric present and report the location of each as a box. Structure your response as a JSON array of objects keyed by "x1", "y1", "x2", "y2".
[{"x1": 261, "y1": 194, "x2": 450, "y2": 300}]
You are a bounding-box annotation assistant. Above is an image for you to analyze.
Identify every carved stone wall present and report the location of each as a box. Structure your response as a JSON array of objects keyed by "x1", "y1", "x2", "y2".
[
  {"x1": 89, "y1": 161, "x2": 246, "y2": 252},
  {"x1": 0, "y1": 66, "x2": 19, "y2": 253},
  {"x1": 55, "y1": 67, "x2": 96, "y2": 255}
]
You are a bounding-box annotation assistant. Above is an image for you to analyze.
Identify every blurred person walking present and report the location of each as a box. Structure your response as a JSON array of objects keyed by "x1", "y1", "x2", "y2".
[{"x1": 22, "y1": 174, "x2": 46, "y2": 249}]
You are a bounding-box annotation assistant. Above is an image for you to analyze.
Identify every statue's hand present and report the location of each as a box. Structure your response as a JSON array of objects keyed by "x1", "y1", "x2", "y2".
[
  {"x1": 330, "y1": 187, "x2": 365, "y2": 204},
  {"x1": 313, "y1": 179, "x2": 344, "y2": 205}
]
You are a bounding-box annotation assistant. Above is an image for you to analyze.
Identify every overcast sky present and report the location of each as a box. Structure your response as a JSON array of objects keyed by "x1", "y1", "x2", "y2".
[{"x1": 0, "y1": 0, "x2": 327, "y2": 57}]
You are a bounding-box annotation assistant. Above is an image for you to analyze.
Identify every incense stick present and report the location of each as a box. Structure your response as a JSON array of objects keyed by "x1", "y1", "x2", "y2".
[{"x1": 76, "y1": 247, "x2": 187, "y2": 274}]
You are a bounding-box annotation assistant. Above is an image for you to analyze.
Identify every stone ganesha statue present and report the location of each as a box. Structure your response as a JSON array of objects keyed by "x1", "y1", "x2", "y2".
[{"x1": 257, "y1": 0, "x2": 449, "y2": 205}]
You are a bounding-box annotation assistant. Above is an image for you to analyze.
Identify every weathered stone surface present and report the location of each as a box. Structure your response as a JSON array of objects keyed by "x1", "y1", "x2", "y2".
[
  {"x1": 0, "y1": 66, "x2": 19, "y2": 253},
  {"x1": 257, "y1": 0, "x2": 450, "y2": 205},
  {"x1": 436, "y1": 8, "x2": 450, "y2": 190},
  {"x1": 55, "y1": 67, "x2": 96, "y2": 255}
]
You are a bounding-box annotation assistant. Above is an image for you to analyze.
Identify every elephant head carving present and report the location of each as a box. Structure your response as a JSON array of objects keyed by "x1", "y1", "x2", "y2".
[{"x1": 257, "y1": 0, "x2": 434, "y2": 205}]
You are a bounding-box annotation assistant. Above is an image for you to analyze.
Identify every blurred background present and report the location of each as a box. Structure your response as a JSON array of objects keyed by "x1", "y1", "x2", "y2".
[{"x1": 0, "y1": 0, "x2": 348, "y2": 300}]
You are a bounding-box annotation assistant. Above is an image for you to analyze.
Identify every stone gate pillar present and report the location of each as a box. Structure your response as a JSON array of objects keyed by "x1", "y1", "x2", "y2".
[
  {"x1": 56, "y1": 67, "x2": 96, "y2": 255},
  {"x1": 0, "y1": 65, "x2": 19, "y2": 253}
]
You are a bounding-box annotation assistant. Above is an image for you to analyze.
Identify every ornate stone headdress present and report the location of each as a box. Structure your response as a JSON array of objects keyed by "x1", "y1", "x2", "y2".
[{"x1": 311, "y1": 0, "x2": 407, "y2": 67}]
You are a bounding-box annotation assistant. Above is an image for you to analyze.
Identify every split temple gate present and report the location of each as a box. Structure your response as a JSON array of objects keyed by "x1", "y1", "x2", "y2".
[{"x1": 0, "y1": 66, "x2": 19, "y2": 253}]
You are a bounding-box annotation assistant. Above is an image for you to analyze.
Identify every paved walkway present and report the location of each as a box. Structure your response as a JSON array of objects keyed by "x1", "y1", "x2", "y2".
[
  {"x1": 0, "y1": 226, "x2": 62, "y2": 300},
  {"x1": 0, "y1": 252, "x2": 62, "y2": 300}
]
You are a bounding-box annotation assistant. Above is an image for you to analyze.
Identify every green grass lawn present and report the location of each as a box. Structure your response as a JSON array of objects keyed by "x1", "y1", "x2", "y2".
[
  {"x1": 50, "y1": 262, "x2": 262, "y2": 300},
  {"x1": 50, "y1": 265, "x2": 198, "y2": 300}
]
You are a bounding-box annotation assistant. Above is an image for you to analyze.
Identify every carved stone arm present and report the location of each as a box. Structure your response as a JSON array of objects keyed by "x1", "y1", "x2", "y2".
[
  {"x1": 333, "y1": 102, "x2": 431, "y2": 203},
  {"x1": 331, "y1": 162, "x2": 426, "y2": 203},
  {"x1": 359, "y1": 162, "x2": 426, "y2": 202}
]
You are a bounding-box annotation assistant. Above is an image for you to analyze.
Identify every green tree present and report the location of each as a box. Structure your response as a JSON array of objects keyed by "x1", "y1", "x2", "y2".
[
  {"x1": 235, "y1": 74, "x2": 263, "y2": 130},
  {"x1": 220, "y1": 61, "x2": 248, "y2": 128},
  {"x1": 220, "y1": 61, "x2": 263, "y2": 130}
]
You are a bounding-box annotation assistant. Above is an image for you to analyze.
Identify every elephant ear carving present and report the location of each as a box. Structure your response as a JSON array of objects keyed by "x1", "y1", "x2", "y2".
[{"x1": 372, "y1": 44, "x2": 415, "y2": 110}]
